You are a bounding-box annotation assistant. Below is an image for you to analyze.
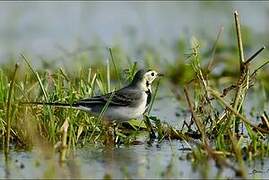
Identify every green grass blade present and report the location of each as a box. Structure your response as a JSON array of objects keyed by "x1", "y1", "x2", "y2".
[
  {"x1": 21, "y1": 54, "x2": 48, "y2": 101},
  {"x1": 5, "y1": 63, "x2": 19, "y2": 154}
]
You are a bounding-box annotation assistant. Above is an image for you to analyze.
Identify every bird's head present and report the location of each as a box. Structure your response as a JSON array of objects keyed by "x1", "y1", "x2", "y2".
[{"x1": 130, "y1": 69, "x2": 163, "y2": 91}]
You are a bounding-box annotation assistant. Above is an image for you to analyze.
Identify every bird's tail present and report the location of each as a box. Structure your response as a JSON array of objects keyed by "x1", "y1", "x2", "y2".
[{"x1": 20, "y1": 101, "x2": 78, "y2": 108}]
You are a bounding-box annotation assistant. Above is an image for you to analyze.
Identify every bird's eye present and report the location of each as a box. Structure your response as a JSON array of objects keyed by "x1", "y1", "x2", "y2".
[{"x1": 151, "y1": 72, "x2": 155, "y2": 76}]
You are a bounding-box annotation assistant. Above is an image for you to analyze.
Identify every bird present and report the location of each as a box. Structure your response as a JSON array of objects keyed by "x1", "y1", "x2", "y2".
[{"x1": 22, "y1": 69, "x2": 163, "y2": 122}]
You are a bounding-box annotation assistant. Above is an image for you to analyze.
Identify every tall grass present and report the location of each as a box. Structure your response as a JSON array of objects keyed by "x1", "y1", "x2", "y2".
[{"x1": 4, "y1": 63, "x2": 19, "y2": 155}]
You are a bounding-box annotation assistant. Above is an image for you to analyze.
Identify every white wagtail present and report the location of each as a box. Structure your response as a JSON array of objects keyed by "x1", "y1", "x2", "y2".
[{"x1": 23, "y1": 69, "x2": 163, "y2": 122}]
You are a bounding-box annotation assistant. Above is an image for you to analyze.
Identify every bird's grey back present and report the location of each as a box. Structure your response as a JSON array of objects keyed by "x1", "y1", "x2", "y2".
[
  {"x1": 116, "y1": 85, "x2": 144, "y2": 107},
  {"x1": 75, "y1": 85, "x2": 144, "y2": 113}
]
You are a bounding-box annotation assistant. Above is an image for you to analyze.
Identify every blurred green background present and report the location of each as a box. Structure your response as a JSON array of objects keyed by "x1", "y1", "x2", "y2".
[{"x1": 0, "y1": 2, "x2": 268, "y2": 66}]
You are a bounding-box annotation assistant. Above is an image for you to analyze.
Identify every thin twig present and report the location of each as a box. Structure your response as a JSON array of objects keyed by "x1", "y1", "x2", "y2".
[
  {"x1": 231, "y1": 11, "x2": 249, "y2": 134},
  {"x1": 234, "y1": 10, "x2": 245, "y2": 70},
  {"x1": 245, "y1": 46, "x2": 266, "y2": 65},
  {"x1": 261, "y1": 113, "x2": 269, "y2": 130},
  {"x1": 184, "y1": 86, "x2": 205, "y2": 141},
  {"x1": 250, "y1": 60, "x2": 269, "y2": 78},
  {"x1": 208, "y1": 88, "x2": 269, "y2": 134},
  {"x1": 207, "y1": 26, "x2": 224, "y2": 72}
]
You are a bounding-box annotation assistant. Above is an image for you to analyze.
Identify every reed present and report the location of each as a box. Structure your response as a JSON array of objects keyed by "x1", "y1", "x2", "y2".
[{"x1": 4, "y1": 63, "x2": 19, "y2": 154}]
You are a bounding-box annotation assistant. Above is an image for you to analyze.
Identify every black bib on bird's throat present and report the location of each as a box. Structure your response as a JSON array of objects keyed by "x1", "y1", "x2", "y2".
[
  {"x1": 145, "y1": 81, "x2": 152, "y2": 106},
  {"x1": 145, "y1": 90, "x2": 152, "y2": 106}
]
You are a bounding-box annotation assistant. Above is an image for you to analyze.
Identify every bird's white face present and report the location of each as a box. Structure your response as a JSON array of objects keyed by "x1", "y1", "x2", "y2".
[
  {"x1": 138, "y1": 70, "x2": 162, "y2": 91},
  {"x1": 143, "y1": 70, "x2": 159, "y2": 84}
]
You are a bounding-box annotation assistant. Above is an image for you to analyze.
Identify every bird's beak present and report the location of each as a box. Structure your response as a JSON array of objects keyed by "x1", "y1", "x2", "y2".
[{"x1": 157, "y1": 73, "x2": 164, "y2": 77}]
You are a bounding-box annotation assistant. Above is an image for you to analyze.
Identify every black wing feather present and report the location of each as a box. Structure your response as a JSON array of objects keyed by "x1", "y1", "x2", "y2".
[{"x1": 75, "y1": 87, "x2": 142, "y2": 107}]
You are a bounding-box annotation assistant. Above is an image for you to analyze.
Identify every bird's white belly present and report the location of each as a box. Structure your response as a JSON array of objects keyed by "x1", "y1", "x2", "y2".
[{"x1": 105, "y1": 93, "x2": 148, "y2": 122}]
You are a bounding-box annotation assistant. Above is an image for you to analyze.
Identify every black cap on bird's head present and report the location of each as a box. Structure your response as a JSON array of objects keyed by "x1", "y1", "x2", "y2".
[
  {"x1": 131, "y1": 69, "x2": 146, "y2": 84},
  {"x1": 130, "y1": 69, "x2": 163, "y2": 88}
]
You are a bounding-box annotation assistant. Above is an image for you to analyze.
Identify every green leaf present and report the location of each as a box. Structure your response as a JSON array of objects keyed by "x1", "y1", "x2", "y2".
[{"x1": 128, "y1": 119, "x2": 147, "y2": 129}]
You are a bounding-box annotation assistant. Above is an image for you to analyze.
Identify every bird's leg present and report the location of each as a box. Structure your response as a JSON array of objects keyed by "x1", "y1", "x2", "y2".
[
  {"x1": 112, "y1": 122, "x2": 119, "y2": 144},
  {"x1": 102, "y1": 119, "x2": 117, "y2": 146},
  {"x1": 143, "y1": 115, "x2": 156, "y2": 140}
]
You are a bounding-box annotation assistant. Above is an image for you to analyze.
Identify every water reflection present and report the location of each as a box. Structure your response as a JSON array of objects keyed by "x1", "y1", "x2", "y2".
[
  {"x1": 2, "y1": 140, "x2": 269, "y2": 178},
  {"x1": 77, "y1": 140, "x2": 193, "y2": 178},
  {"x1": 4, "y1": 155, "x2": 10, "y2": 179}
]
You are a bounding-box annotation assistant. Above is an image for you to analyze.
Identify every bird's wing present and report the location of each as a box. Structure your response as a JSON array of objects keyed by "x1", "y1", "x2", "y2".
[{"x1": 75, "y1": 87, "x2": 142, "y2": 107}]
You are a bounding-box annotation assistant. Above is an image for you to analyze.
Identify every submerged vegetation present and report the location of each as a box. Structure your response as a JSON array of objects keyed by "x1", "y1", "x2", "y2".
[{"x1": 0, "y1": 11, "x2": 269, "y2": 178}]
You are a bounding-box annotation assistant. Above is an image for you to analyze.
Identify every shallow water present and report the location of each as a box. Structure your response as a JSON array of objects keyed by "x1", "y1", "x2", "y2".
[
  {"x1": 2, "y1": 140, "x2": 269, "y2": 179},
  {"x1": 0, "y1": 141, "x2": 220, "y2": 179}
]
